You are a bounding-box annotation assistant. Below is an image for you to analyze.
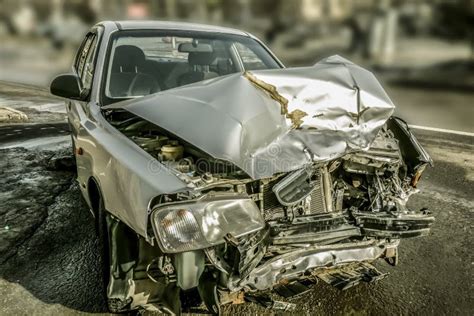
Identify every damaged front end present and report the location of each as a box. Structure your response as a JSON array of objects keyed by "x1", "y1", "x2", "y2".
[{"x1": 102, "y1": 56, "x2": 434, "y2": 314}]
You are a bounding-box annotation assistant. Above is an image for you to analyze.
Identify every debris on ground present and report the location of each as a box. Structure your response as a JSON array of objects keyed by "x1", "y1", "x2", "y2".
[{"x1": 0, "y1": 106, "x2": 28, "y2": 123}]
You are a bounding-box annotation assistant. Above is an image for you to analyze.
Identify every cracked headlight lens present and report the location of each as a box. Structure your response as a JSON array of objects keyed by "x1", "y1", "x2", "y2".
[
  {"x1": 161, "y1": 209, "x2": 201, "y2": 244},
  {"x1": 151, "y1": 196, "x2": 265, "y2": 253}
]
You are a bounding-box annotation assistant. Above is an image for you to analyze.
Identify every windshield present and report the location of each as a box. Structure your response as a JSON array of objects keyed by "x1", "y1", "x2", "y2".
[{"x1": 104, "y1": 30, "x2": 281, "y2": 100}]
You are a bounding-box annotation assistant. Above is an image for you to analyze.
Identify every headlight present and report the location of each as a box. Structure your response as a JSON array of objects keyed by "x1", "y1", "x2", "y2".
[{"x1": 151, "y1": 196, "x2": 265, "y2": 253}]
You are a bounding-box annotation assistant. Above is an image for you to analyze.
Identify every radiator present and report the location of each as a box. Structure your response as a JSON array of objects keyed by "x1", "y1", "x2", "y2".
[{"x1": 260, "y1": 168, "x2": 329, "y2": 220}]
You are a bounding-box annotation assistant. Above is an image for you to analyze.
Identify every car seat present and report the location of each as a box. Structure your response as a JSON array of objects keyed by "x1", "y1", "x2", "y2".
[
  {"x1": 109, "y1": 45, "x2": 160, "y2": 97},
  {"x1": 177, "y1": 51, "x2": 219, "y2": 86}
]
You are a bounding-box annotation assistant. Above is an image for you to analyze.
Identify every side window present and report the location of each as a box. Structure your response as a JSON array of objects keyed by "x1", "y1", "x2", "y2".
[
  {"x1": 235, "y1": 42, "x2": 267, "y2": 70},
  {"x1": 81, "y1": 35, "x2": 98, "y2": 91},
  {"x1": 75, "y1": 35, "x2": 94, "y2": 77}
]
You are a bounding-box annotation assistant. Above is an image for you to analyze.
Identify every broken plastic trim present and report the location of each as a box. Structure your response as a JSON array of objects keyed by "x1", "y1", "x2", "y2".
[
  {"x1": 316, "y1": 262, "x2": 388, "y2": 290},
  {"x1": 235, "y1": 239, "x2": 399, "y2": 291},
  {"x1": 272, "y1": 166, "x2": 315, "y2": 206}
]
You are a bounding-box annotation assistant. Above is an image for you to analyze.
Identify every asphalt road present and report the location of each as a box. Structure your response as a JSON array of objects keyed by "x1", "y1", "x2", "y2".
[
  {"x1": 0, "y1": 83, "x2": 473, "y2": 315},
  {"x1": 0, "y1": 123, "x2": 69, "y2": 146}
]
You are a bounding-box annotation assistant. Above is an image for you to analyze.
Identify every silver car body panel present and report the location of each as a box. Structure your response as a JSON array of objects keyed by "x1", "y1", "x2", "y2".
[
  {"x1": 68, "y1": 22, "x2": 191, "y2": 241},
  {"x1": 105, "y1": 55, "x2": 394, "y2": 180},
  {"x1": 68, "y1": 21, "x2": 281, "y2": 241},
  {"x1": 70, "y1": 22, "x2": 393, "y2": 243},
  {"x1": 234, "y1": 239, "x2": 399, "y2": 291}
]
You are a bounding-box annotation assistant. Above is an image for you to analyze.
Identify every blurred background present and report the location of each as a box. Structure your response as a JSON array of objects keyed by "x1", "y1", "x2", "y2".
[
  {"x1": 0, "y1": 0, "x2": 473, "y2": 83},
  {"x1": 0, "y1": 0, "x2": 473, "y2": 131}
]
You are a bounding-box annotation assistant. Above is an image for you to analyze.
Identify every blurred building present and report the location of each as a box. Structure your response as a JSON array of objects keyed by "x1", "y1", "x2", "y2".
[
  {"x1": 1, "y1": 0, "x2": 472, "y2": 30},
  {"x1": 0, "y1": 0, "x2": 472, "y2": 63}
]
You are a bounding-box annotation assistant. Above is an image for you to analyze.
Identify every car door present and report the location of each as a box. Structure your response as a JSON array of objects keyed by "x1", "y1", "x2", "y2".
[{"x1": 67, "y1": 31, "x2": 100, "y2": 195}]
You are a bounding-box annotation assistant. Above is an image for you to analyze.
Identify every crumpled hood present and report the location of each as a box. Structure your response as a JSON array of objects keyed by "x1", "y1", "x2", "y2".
[{"x1": 104, "y1": 56, "x2": 395, "y2": 179}]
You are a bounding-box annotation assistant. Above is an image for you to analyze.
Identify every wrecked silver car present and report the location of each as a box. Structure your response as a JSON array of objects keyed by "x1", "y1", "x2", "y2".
[{"x1": 50, "y1": 21, "x2": 434, "y2": 314}]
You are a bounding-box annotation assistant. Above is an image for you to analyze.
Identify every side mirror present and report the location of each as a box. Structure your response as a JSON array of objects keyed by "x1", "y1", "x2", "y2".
[{"x1": 50, "y1": 73, "x2": 83, "y2": 100}]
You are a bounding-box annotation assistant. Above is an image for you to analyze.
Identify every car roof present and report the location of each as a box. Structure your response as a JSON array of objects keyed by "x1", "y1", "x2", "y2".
[{"x1": 99, "y1": 20, "x2": 249, "y2": 37}]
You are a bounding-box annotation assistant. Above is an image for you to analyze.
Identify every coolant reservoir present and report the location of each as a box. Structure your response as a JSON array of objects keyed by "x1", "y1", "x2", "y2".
[
  {"x1": 161, "y1": 142, "x2": 184, "y2": 161},
  {"x1": 132, "y1": 136, "x2": 169, "y2": 152}
]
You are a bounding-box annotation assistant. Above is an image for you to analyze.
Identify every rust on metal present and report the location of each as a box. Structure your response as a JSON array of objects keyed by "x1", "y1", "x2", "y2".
[{"x1": 244, "y1": 71, "x2": 307, "y2": 128}]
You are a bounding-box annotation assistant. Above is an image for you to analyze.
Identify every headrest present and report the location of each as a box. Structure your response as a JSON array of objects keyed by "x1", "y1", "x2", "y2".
[
  {"x1": 112, "y1": 45, "x2": 146, "y2": 72},
  {"x1": 188, "y1": 52, "x2": 215, "y2": 66}
]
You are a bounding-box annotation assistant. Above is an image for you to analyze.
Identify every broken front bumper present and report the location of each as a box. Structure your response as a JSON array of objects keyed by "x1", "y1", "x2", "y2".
[{"x1": 231, "y1": 239, "x2": 399, "y2": 291}]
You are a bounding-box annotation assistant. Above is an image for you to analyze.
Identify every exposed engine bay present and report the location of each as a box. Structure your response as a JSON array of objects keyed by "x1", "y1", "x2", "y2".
[
  {"x1": 109, "y1": 111, "x2": 432, "y2": 225},
  {"x1": 109, "y1": 113, "x2": 250, "y2": 182},
  {"x1": 104, "y1": 109, "x2": 434, "y2": 313}
]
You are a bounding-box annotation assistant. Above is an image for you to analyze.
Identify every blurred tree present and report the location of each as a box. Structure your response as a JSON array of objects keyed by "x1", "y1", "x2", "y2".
[
  {"x1": 255, "y1": 0, "x2": 286, "y2": 42},
  {"x1": 221, "y1": 0, "x2": 243, "y2": 25}
]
